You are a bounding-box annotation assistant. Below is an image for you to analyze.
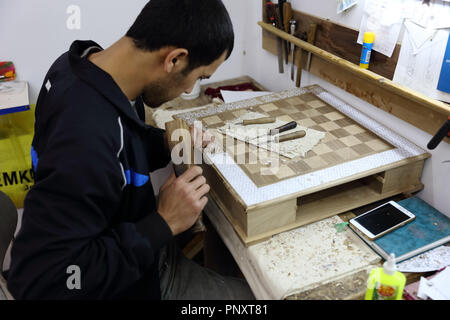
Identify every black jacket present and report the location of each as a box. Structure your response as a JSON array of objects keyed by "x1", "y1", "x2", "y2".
[{"x1": 8, "y1": 40, "x2": 173, "y2": 299}]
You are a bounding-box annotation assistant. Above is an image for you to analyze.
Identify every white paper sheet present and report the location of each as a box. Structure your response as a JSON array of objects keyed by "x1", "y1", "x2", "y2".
[
  {"x1": 357, "y1": 0, "x2": 408, "y2": 57},
  {"x1": 393, "y1": 27, "x2": 450, "y2": 103},
  {"x1": 220, "y1": 90, "x2": 272, "y2": 104},
  {"x1": 417, "y1": 267, "x2": 450, "y2": 300}
]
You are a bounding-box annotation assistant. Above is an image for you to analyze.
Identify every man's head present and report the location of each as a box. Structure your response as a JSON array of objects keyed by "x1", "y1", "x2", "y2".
[{"x1": 126, "y1": 0, "x2": 234, "y2": 107}]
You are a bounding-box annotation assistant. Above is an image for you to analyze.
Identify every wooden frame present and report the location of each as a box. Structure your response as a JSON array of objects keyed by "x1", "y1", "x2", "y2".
[{"x1": 259, "y1": 15, "x2": 450, "y2": 144}]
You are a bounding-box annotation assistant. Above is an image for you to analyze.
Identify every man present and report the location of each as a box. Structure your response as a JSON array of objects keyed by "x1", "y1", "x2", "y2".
[{"x1": 8, "y1": 0, "x2": 254, "y2": 300}]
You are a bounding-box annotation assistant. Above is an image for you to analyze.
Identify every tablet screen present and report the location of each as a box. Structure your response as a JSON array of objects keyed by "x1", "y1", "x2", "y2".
[{"x1": 353, "y1": 203, "x2": 411, "y2": 235}]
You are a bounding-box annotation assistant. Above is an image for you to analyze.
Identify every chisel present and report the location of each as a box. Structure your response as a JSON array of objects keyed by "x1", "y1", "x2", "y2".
[
  {"x1": 266, "y1": 2, "x2": 284, "y2": 73},
  {"x1": 306, "y1": 23, "x2": 318, "y2": 71},
  {"x1": 283, "y1": 2, "x2": 293, "y2": 56},
  {"x1": 252, "y1": 121, "x2": 298, "y2": 141},
  {"x1": 240, "y1": 117, "x2": 276, "y2": 125},
  {"x1": 269, "y1": 121, "x2": 297, "y2": 136},
  {"x1": 289, "y1": 20, "x2": 297, "y2": 81},
  {"x1": 273, "y1": 130, "x2": 306, "y2": 143},
  {"x1": 279, "y1": 0, "x2": 289, "y2": 64}
]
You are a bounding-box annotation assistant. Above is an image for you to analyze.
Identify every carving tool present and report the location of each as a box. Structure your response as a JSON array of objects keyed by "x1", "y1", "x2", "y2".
[
  {"x1": 269, "y1": 121, "x2": 297, "y2": 135},
  {"x1": 274, "y1": 130, "x2": 306, "y2": 143},
  {"x1": 295, "y1": 32, "x2": 307, "y2": 87},
  {"x1": 289, "y1": 20, "x2": 297, "y2": 81},
  {"x1": 281, "y1": 1, "x2": 291, "y2": 64},
  {"x1": 266, "y1": 1, "x2": 284, "y2": 73},
  {"x1": 306, "y1": 23, "x2": 318, "y2": 72},
  {"x1": 237, "y1": 117, "x2": 276, "y2": 126}
]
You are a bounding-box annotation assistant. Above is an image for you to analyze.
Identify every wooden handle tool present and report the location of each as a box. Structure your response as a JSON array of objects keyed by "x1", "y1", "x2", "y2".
[
  {"x1": 269, "y1": 121, "x2": 297, "y2": 135},
  {"x1": 276, "y1": 130, "x2": 306, "y2": 143},
  {"x1": 242, "y1": 117, "x2": 276, "y2": 125}
]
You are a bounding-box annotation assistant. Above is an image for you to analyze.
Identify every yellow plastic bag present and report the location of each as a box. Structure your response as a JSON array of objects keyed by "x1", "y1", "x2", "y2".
[{"x1": 0, "y1": 105, "x2": 35, "y2": 208}]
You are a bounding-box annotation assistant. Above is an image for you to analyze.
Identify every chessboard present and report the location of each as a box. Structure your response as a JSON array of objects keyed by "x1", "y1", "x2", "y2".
[
  {"x1": 198, "y1": 91, "x2": 395, "y2": 187},
  {"x1": 175, "y1": 85, "x2": 429, "y2": 245}
]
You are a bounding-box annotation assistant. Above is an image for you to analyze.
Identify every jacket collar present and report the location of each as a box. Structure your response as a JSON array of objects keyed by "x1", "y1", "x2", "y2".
[{"x1": 68, "y1": 40, "x2": 149, "y2": 129}]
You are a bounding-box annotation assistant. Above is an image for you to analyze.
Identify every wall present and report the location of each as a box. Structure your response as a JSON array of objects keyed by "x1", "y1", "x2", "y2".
[{"x1": 243, "y1": 0, "x2": 450, "y2": 216}]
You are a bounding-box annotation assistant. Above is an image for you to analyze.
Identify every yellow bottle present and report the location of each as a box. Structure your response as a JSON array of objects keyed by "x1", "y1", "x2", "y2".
[
  {"x1": 360, "y1": 31, "x2": 375, "y2": 69},
  {"x1": 365, "y1": 253, "x2": 406, "y2": 300}
]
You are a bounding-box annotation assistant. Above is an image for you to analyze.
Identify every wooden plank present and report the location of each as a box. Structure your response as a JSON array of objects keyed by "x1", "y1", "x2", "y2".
[
  {"x1": 380, "y1": 160, "x2": 424, "y2": 194},
  {"x1": 247, "y1": 198, "x2": 297, "y2": 237},
  {"x1": 259, "y1": 21, "x2": 450, "y2": 144},
  {"x1": 246, "y1": 154, "x2": 430, "y2": 212}
]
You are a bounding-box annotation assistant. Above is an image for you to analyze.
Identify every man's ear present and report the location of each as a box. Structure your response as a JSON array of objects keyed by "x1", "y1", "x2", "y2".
[{"x1": 164, "y1": 48, "x2": 189, "y2": 73}]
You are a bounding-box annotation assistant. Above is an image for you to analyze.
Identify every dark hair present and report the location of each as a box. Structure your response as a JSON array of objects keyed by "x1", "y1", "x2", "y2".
[{"x1": 126, "y1": 0, "x2": 234, "y2": 73}]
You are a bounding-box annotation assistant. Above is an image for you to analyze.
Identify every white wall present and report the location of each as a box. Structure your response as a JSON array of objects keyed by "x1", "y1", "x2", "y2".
[
  {"x1": 0, "y1": 0, "x2": 248, "y2": 103},
  {"x1": 0, "y1": 0, "x2": 448, "y2": 216}
]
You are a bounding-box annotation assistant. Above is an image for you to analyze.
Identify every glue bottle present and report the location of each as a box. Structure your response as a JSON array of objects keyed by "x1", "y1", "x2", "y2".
[
  {"x1": 360, "y1": 31, "x2": 375, "y2": 69},
  {"x1": 365, "y1": 253, "x2": 406, "y2": 300}
]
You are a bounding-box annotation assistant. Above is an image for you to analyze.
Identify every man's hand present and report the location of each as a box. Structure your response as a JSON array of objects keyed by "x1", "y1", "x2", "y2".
[
  {"x1": 190, "y1": 124, "x2": 215, "y2": 149},
  {"x1": 157, "y1": 166, "x2": 210, "y2": 235}
]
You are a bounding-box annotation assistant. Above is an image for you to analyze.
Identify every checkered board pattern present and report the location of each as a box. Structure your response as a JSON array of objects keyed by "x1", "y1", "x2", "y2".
[{"x1": 199, "y1": 92, "x2": 395, "y2": 187}]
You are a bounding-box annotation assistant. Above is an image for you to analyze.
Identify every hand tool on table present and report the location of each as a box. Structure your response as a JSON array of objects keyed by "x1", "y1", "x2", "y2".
[
  {"x1": 266, "y1": 1, "x2": 284, "y2": 73},
  {"x1": 280, "y1": 0, "x2": 291, "y2": 64},
  {"x1": 237, "y1": 117, "x2": 276, "y2": 126},
  {"x1": 251, "y1": 120, "x2": 298, "y2": 141},
  {"x1": 273, "y1": 130, "x2": 306, "y2": 143},
  {"x1": 289, "y1": 20, "x2": 297, "y2": 81},
  {"x1": 306, "y1": 23, "x2": 318, "y2": 72},
  {"x1": 295, "y1": 32, "x2": 307, "y2": 87},
  {"x1": 269, "y1": 120, "x2": 297, "y2": 135}
]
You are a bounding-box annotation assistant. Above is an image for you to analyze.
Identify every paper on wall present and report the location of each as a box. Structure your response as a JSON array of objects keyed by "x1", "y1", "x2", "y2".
[
  {"x1": 393, "y1": 27, "x2": 450, "y2": 103},
  {"x1": 357, "y1": 0, "x2": 408, "y2": 57}
]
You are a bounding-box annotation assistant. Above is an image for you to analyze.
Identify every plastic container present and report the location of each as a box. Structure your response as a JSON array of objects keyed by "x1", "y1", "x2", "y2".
[
  {"x1": 365, "y1": 253, "x2": 406, "y2": 300},
  {"x1": 360, "y1": 32, "x2": 375, "y2": 69}
]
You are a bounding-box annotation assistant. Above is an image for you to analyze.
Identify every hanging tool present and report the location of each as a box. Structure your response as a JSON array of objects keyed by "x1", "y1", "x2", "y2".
[
  {"x1": 295, "y1": 32, "x2": 307, "y2": 88},
  {"x1": 282, "y1": 1, "x2": 292, "y2": 64},
  {"x1": 289, "y1": 20, "x2": 297, "y2": 81},
  {"x1": 266, "y1": 1, "x2": 284, "y2": 73},
  {"x1": 237, "y1": 117, "x2": 276, "y2": 125},
  {"x1": 306, "y1": 23, "x2": 318, "y2": 72},
  {"x1": 252, "y1": 121, "x2": 298, "y2": 141}
]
